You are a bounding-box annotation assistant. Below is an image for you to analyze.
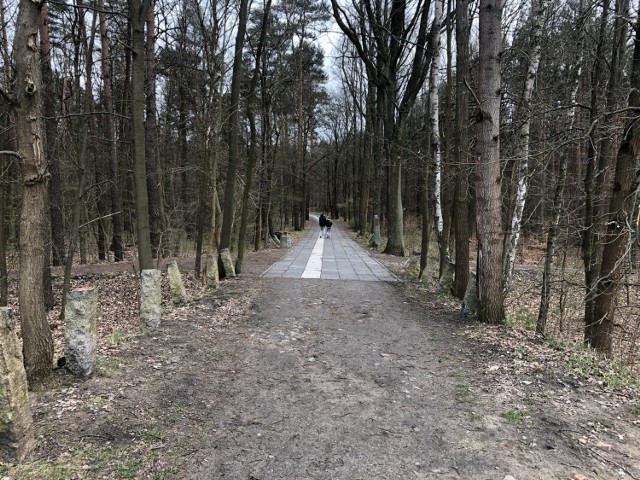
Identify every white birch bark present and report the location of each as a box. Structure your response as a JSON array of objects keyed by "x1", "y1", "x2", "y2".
[
  {"x1": 431, "y1": 0, "x2": 444, "y2": 257},
  {"x1": 502, "y1": 0, "x2": 549, "y2": 293}
]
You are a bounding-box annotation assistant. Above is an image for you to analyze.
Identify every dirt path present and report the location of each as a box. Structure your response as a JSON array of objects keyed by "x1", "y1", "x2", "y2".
[
  {"x1": 10, "y1": 226, "x2": 640, "y2": 480},
  {"x1": 183, "y1": 278, "x2": 519, "y2": 479}
]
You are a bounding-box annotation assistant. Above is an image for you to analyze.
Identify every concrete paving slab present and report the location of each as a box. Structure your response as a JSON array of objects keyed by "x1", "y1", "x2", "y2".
[{"x1": 262, "y1": 218, "x2": 396, "y2": 282}]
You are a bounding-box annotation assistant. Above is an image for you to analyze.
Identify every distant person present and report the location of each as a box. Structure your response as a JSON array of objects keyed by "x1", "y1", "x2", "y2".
[
  {"x1": 326, "y1": 218, "x2": 333, "y2": 239},
  {"x1": 319, "y1": 213, "x2": 327, "y2": 238}
]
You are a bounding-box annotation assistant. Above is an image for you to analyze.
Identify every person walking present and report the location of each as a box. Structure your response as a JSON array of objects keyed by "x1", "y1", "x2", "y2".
[
  {"x1": 319, "y1": 213, "x2": 327, "y2": 238},
  {"x1": 325, "y1": 218, "x2": 333, "y2": 239}
]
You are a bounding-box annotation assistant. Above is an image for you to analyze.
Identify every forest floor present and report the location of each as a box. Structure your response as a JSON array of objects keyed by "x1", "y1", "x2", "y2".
[{"x1": 2, "y1": 222, "x2": 640, "y2": 480}]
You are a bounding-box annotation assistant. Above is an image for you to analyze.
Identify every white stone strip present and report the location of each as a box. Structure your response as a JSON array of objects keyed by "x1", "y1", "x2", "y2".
[{"x1": 301, "y1": 236, "x2": 324, "y2": 278}]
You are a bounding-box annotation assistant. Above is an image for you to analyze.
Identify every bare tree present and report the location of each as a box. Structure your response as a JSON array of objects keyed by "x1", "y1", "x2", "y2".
[
  {"x1": 584, "y1": 0, "x2": 631, "y2": 349},
  {"x1": 589, "y1": 7, "x2": 638, "y2": 355},
  {"x1": 474, "y1": 0, "x2": 505, "y2": 323},
  {"x1": 129, "y1": 0, "x2": 153, "y2": 270},
  {"x1": 236, "y1": 0, "x2": 272, "y2": 274},
  {"x1": 219, "y1": 0, "x2": 249, "y2": 263},
  {"x1": 98, "y1": 0, "x2": 124, "y2": 261},
  {"x1": 502, "y1": 0, "x2": 549, "y2": 293},
  {"x1": 145, "y1": 0, "x2": 163, "y2": 258},
  {"x1": 331, "y1": 0, "x2": 439, "y2": 256},
  {"x1": 420, "y1": 0, "x2": 444, "y2": 280},
  {"x1": 13, "y1": 0, "x2": 54, "y2": 381},
  {"x1": 453, "y1": 0, "x2": 470, "y2": 298}
]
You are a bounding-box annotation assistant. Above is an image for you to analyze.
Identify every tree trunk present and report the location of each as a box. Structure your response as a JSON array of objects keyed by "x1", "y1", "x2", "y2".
[
  {"x1": 537, "y1": 3, "x2": 585, "y2": 335},
  {"x1": 475, "y1": 0, "x2": 505, "y2": 324},
  {"x1": 237, "y1": 0, "x2": 271, "y2": 273},
  {"x1": 219, "y1": 0, "x2": 249, "y2": 257},
  {"x1": 0, "y1": 154, "x2": 7, "y2": 306},
  {"x1": 502, "y1": 0, "x2": 548, "y2": 293},
  {"x1": 420, "y1": 0, "x2": 443, "y2": 280},
  {"x1": 453, "y1": 0, "x2": 470, "y2": 299},
  {"x1": 14, "y1": 0, "x2": 54, "y2": 382},
  {"x1": 582, "y1": 0, "x2": 611, "y2": 340},
  {"x1": 145, "y1": 0, "x2": 162, "y2": 259},
  {"x1": 39, "y1": 3, "x2": 65, "y2": 268},
  {"x1": 98, "y1": 0, "x2": 124, "y2": 261},
  {"x1": 439, "y1": 0, "x2": 454, "y2": 282},
  {"x1": 129, "y1": 0, "x2": 153, "y2": 270},
  {"x1": 589, "y1": 7, "x2": 638, "y2": 355},
  {"x1": 61, "y1": 2, "x2": 96, "y2": 317}
]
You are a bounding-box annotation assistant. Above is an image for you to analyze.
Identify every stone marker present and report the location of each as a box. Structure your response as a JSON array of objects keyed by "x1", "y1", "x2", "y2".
[
  {"x1": 167, "y1": 261, "x2": 188, "y2": 305},
  {"x1": 219, "y1": 248, "x2": 236, "y2": 277},
  {"x1": 280, "y1": 233, "x2": 291, "y2": 248},
  {"x1": 140, "y1": 269, "x2": 162, "y2": 330},
  {"x1": 461, "y1": 272, "x2": 478, "y2": 316},
  {"x1": 0, "y1": 307, "x2": 35, "y2": 463},
  {"x1": 64, "y1": 287, "x2": 98, "y2": 378},
  {"x1": 205, "y1": 254, "x2": 220, "y2": 288},
  {"x1": 438, "y1": 261, "x2": 455, "y2": 294},
  {"x1": 370, "y1": 215, "x2": 381, "y2": 248}
]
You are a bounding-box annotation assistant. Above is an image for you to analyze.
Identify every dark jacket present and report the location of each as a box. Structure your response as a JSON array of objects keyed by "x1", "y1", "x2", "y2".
[
  {"x1": 326, "y1": 219, "x2": 333, "y2": 229},
  {"x1": 319, "y1": 214, "x2": 327, "y2": 227}
]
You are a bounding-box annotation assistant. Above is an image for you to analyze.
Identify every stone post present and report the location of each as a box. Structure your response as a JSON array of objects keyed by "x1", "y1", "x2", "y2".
[
  {"x1": 219, "y1": 248, "x2": 236, "y2": 277},
  {"x1": 461, "y1": 273, "x2": 478, "y2": 317},
  {"x1": 280, "y1": 233, "x2": 291, "y2": 248},
  {"x1": 0, "y1": 307, "x2": 35, "y2": 463},
  {"x1": 370, "y1": 214, "x2": 381, "y2": 248},
  {"x1": 140, "y1": 269, "x2": 162, "y2": 331},
  {"x1": 64, "y1": 287, "x2": 99, "y2": 378},
  {"x1": 205, "y1": 254, "x2": 219, "y2": 289},
  {"x1": 167, "y1": 261, "x2": 188, "y2": 305}
]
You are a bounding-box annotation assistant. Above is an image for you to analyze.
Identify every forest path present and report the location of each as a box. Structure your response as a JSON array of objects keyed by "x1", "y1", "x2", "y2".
[
  {"x1": 263, "y1": 215, "x2": 395, "y2": 282},
  {"x1": 21, "y1": 221, "x2": 639, "y2": 480}
]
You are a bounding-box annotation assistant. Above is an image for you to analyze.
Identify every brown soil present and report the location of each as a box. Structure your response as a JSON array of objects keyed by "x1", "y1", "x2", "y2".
[{"x1": 4, "y1": 238, "x2": 640, "y2": 480}]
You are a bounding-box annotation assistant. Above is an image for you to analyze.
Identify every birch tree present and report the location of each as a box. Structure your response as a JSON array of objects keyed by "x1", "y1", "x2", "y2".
[
  {"x1": 502, "y1": 0, "x2": 549, "y2": 293},
  {"x1": 420, "y1": 0, "x2": 443, "y2": 280}
]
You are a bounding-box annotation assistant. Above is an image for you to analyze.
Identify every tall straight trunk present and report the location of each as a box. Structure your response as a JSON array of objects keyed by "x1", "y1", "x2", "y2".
[
  {"x1": 421, "y1": 0, "x2": 443, "y2": 280},
  {"x1": 14, "y1": 0, "x2": 54, "y2": 381},
  {"x1": 98, "y1": 0, "x2": 124, "y2": 261},
  {"x1": 0, "y1": 154, "x2": 7, "y2": 306},
  {"x1": 129, "y1": 0, "x2": 153, "y2": 270},
  {"x1": 439, "y1": 0, "x2": 454, "y2": 279},
  {"x1": 475, "y1": 0, "x2": 505, "y2": 324},
  {"x1": 538, "y1": 1, "x2": 585, "y2": 334},
  {"x1": 358, "y1": 81, "x2": 374, "y2": 236},
  {"x1": 236, "y1": 0, "x2": 271, "y2": 274},
  {"x1": 82, "y1": 10, "x2": 107, "y2": 262},
  {"x1": 39, "y1": 3, "x2": 65, "y2": 267},
  {"x1": 0, "y1": 0, "x2": 8, "y2": 306},
  {"x1": 61, "y1": 2, "x2": 97, "y2": 316},
  {"x1": 502, "y1": 0, "x2": 548, "y2": 293},
  {"x1": 582, "y1": 0, "x2": 611, "y2": 338},
  {"x1": 145, "y1": 0, "x2": 162, "y2": 258},
  {"x1": 453, "y1": 0, "x2": 470, "y2": 298},
  {"x1": 588, "y1": 1, "x2": 635, "y2": 354},
  {"x1": 219, "y1": 0, "x2": 249, "y2": 255}
]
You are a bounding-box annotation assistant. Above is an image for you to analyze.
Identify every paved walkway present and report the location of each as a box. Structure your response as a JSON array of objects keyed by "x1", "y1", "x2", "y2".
[{"x1": 262, "y1": 216, "x2": 396, "y2": 282}]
